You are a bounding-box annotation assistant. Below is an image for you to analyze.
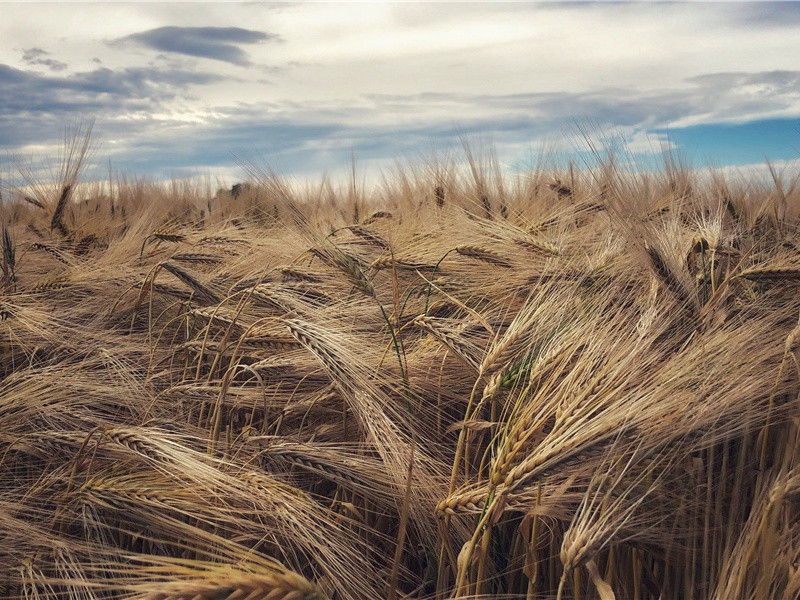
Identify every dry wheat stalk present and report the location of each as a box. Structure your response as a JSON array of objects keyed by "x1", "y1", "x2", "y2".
[
  {"x1": 160, "y1": 261, "x2": 220, "y2": 303},
  {"x1": 154, "y1": 231, "x2": 186, "y2": 243},
  {"x1": 455, "y1": 245, "x2": 512, "y2": 267},
  {"x1": 413, "y1": 315, "x2": 481, "y2": 372},
  {"x1": 171, "y1": 252, "x2": 223, "y2": 265},
  {"x1": 24, "y1": 195, "x2": 46, "y2": 209},
  {"x1": 152, "y1": 283, "x2": 194, "y2": 301},
  {"x1": 32, "y1": 270, "x2": 70, "y2": 291},
  {"x1": 134, "y1": 565, "x2": 329, "y2": 600},
  {"x1": 105, "y1": 428, "x2": 176, "y2": 464},
  {"x1": 362, "y1": 210, "x2": 393, "y2": 224},
  {"x1": 348, "y1": 225, "x2": 389, "y2": 249},
  {"x1": 645, "y1": 243, "x2": 696, "y2": 310},
  {"x1": 514, "y1": 236, "x2": 560, "y2": 256},
  {"x1": 50, "y1": 185, "x2": 71, "y2": 236},
  {"x1": 370, "y1": 255, "x2": 438, "y2": 271},
  {"x1": 309, "y1": 246, "x2": 374, "y2": 297},
  {"x1": 198, "y1": 235, "x2": 249, "y2": 246},
  {"x1": 30, "y1": 242, "x2": 71, "y2": 264},
  {"x1": 280, "y1": 267, "x2": 324, "y2": 283},
  {"x1": 738, "y1": 266, "x2": 800, "y2": 284}
]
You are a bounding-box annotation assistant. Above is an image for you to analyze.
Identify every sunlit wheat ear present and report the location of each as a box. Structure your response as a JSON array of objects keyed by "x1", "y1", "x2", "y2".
[
  {"x1": 77, "y1": 473, "x2": 214, "y2": 521},
  {"x1": 104, "y1": 427, "x2": 178, "y2": 464},
  {"x1": 436, "y1": 487, "x2": 489, "y2": 517},
  {"x1": 488, "y1": 342, "x2": 590, "y2": 482},
  {"x1": 560, "y1": 445, "x2": 666, "y2": 572},
  {"x1": 283, "y1": 316, "x2": 444, "y2": 536},
  {"x1": 309, "y1": 244, "x2": 374, "y2": 297},
  {"x1": 133, "y1": 563, "x2": 329, "y2": 600},
  {"x1": 479, "y1": 287, "x2": 572, "y2": 376},
  {"x1": 514, "y1": 235, "x2": 560, "y2": 256},
  {"x1": 283, "y1": 319, "x2": 352, "y2": 386},
  {"x1": 497, "y1": 403, "x2": 626, "y2": 494},
  {"x1": 480, "y1": 324, "x2": 528, "y2": 379},
  {"x1": 370, "y1": 255, "x2": 437, "y2": 271},
  {"x1": 256, "y1": 443, "x2": 379, "y2": 492},
  {"x1": 455, "y1": 245, "x2": 511, "y2": 267},
  {"x1": 413, "y1": 315, "x2": 480, "y2": 372},
  {"x1": 710, "y1": 468, "x2": 799, "y2": 600}
]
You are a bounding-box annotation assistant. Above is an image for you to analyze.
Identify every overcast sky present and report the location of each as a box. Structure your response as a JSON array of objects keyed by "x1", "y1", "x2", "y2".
[{"x1": 1, "y1": 2, "x2": 800, "y2": 185}]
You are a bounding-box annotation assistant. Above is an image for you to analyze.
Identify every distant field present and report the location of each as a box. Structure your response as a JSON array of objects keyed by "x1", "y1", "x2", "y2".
[{"x1": 2, "y1": 139, "x2": 800, "y2": 599}]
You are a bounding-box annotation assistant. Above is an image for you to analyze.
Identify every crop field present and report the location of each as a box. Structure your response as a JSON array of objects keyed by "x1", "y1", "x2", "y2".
[{"x1": 1, "y1": 139, "x2": 800, "y2": 599}]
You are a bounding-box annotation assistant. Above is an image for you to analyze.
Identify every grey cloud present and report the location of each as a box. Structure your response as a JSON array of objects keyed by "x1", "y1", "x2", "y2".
[
  {"x1": 367, "y1": 69, "x2": 800, "y2": 130},
  {"x1": 104, "y1": 120, "x2": 343, "y2": 177},
  {"x1": 115, "y1": 26, "x2": 276, "y2": 66},
  {"x1": 731, "y1": 2, "x2": 800, "y2": 27},
  {"x1": 0, "y1": 63, "x2": 223, "y2": 148},
  {"x1": 687, "y1": 70, "x2": 800, "y2": 90},
  {"x1": 21, "y1": 47, "x2": 67, "y2": 72}
]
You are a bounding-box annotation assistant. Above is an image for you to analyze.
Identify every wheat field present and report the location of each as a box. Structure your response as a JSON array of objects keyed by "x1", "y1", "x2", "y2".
[{"x1": 1, "y1": 138, "x2": 800, "y2": 599}]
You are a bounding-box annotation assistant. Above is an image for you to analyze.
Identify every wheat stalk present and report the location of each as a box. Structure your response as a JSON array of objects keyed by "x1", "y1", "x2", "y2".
[
  {"x1": 50, "y1": 184, "x2": 71, "y2": 236},
  {"x1": 348, "y1": 225, "x2": 389, "y2": 249},
  {"x1": 455, "y1": 245, "x2": 512, "y2": 267},
  {"x1": 738, "y1": 266, "x2": 800, "y2": 284},
  {"x1": 171, "y1": 252, "x2": 223, "y2": 265},
  {"x1": 514, "y1": 236, "x2": 560, "y2": 256},
  {"x1": 371, "y1": 256, "x2": 437, "y2": 271},
  {"x1": 413, "y1": 315, "x2": 480, "y2": 372},
  {"x1": 30, "y1": 242, "x2": 71, "y2": 264},
  {"x1": 134, "y1": 565, "x2": 329, "y2": 600},
  {"x1": 160, "y1": 261, "x2": 220, "y2": 304}
]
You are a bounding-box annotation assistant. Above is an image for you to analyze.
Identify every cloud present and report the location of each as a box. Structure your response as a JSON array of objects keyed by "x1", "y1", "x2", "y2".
[
  {"x1": 730, "y1": 2, "x2": 800, "y2": 28},
  {"x1": 21, "y1": 47, "x2": 67, "y2": 72},
  {"x1": 115, "y1": 26, "x2": 276, "y2": 66},
  {"x1": 361, "y1": 69, "x2": 800, "y2": 133},
  {"x1": 103, "y1": 119, "x2": 343, "y2": 177},
  {"x1": 0, "y1": 63, "x2": 223, "y2": 148}
]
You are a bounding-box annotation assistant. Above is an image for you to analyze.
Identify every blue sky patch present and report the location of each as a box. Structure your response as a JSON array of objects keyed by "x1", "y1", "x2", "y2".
[{"x1": 656, "y1": 119, "x2": 800, "y2": 168}]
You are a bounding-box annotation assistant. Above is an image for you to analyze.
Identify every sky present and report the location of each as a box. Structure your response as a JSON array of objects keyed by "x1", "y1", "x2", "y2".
[{"x1": 1, "y1": 1, "x2": 800, "y2": 186}]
